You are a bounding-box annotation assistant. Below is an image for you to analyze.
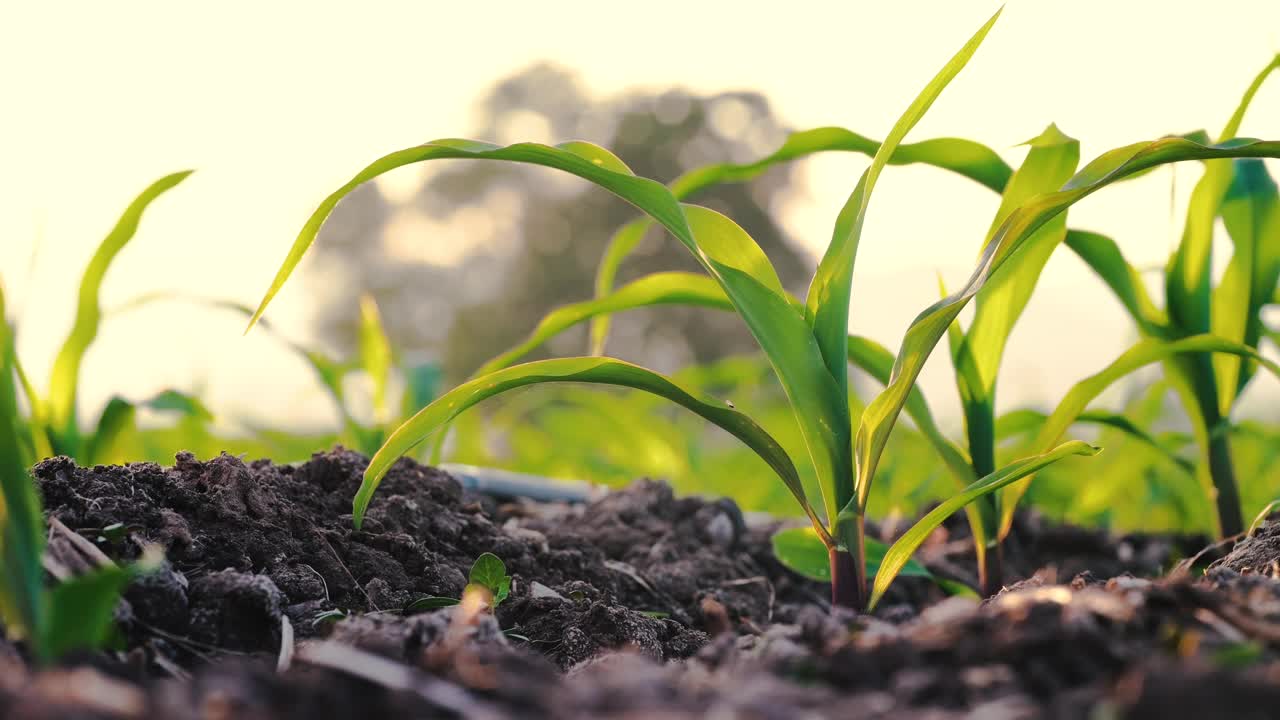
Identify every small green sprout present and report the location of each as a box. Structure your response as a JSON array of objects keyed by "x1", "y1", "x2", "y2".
[{"x1": 405, "y1": 552, "x2": 512, "y2": 614}]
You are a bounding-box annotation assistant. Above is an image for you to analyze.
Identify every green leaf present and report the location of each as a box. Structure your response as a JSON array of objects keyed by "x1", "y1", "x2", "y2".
[
  {"x1": 996, "y1": 407, "x2": 1194, "y2": 474},
  {"x1": 469, "y1": 552, "x2": 507, "y2": 594},
  {"x1": 963, "y1": 124, "x2": 1080, "y2": 398},
  {"x1": 870, "y1": 441, "x2": 1100, "y2": 609},
  {"x1": 997, "y1": 334, "x2": 1280, "y2": 536},
  {"x1": 252, "y1": 139, "x2": 848, "y2": 533},
  {"x1": 1212, "y1": 160, "x2": 1280, "y2": 409},
  {"x1": 357, "y1": 356, "x2": 827, "y2": 544},
  {"x1": 478, "y1": 272, "x2": 734, "y2": 377},
  {"x1": 772, "y1": 525, "x2": 931, "y2": 583},
  {"x1": 1064, "y1": 230, "x2": 1166, "y2": 334},
  {"x1": 85, "y1": 397, "x2": 137, "y2": 466},
  {"x1": 1166, "y1": 55, "x2": 1279, "y2": 338},
  {"x1": 143, "y1": 389, "x2": 213, "y2": 421},
  {"x1": 358, "y1": 294, "x2": 394, "y2": 424},
  {"x1": 0, "y1": 283, "x2": 47, "y2": 651},
  {"x1": 589, "y1": 126, "x2": 1014, "y2": 353},
  {"x1": 854, "y1": 136, "x2": 1280, "y2": 525},
  {"x1": 808, "y1": 7, "x2": 1001, "y2": 426},
  {"x1": 42, "y1": 566, "x2": 130, "y2": 661},
  {"x1": 46, "y1": 171, "x2": 192, "y2": 455}
]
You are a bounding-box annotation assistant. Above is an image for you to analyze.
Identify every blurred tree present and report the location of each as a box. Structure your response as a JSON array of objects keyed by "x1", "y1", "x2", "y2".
[{"x1": 307, "y1": 63, "x2": 814, "y2": 382}]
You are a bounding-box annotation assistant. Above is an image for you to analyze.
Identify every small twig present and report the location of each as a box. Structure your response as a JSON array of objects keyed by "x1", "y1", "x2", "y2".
[
  {"x1": 276, "y1": 616, "x2": 295, "y2": 673},
  {"x1": 315, "y1": 530, "x2": 376, "y2": 611},
  {"x1": 296, "y1": 642, "x2": 505, "y2": 719}
]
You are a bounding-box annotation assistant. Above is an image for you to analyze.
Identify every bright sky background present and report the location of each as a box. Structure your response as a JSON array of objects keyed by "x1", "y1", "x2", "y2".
[{"x1": 2, "y1": 1, "x2": 1279, "y2": 434}]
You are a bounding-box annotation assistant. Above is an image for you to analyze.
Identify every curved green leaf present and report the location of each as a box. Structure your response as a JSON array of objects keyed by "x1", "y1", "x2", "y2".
[
  {"x1": 1213, "y1": 159, "x2": 1280, "y2": 408},
  {"x1": 996, "y1": 407, "x2": 1194, "y2": 474},
  {"x1": 589, "y1": 126, "x2": 1015, "y2": 355},
  {"x1": 252, "y1": 140, "x2": 849, "y2": 528},
  {"x1": 358, "y1": 356, "x2": 828, "y2": 545},
  {"x1": 997, "y1": 334, "x2": 1280, "y2": 536},
  {"x1": 854, "y1": 136, "x2": 1280, "y2": 521},
  {"x1": 808, "y1": 7, "x2": 1001, "y2": 419},
  {"x1": 1065, "y1": 229, "x2": 1166, "y2": 334},
  {"x1": 1166, "y1": 55, "x2": 1279, "y2": 337},
  {"x1": 480, "y1": 272, "x2": 733, "y2": 377},
  {"x1": 46, "y1": 171, "x2": 192, "y2": 453},
  {"x1": 870, "y1": 440, "x2": 1100, "y2": 609}
]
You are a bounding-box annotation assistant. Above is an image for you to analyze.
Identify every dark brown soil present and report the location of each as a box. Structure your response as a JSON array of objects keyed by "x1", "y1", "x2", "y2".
[{"x1": 4, "y1": 448, "x2": 1280, "y2": 719}]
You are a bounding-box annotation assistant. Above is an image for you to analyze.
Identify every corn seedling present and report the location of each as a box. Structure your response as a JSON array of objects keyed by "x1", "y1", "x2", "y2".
[
  {"x1": 247, "y1": 10, "x2": 1106, "y2": 609},
  {"x1": 114, "y1": 291, "x2": 440, "y2": 458},
  {"x1": 8, "y1": 171, "x2": 210, "y2": 467}
]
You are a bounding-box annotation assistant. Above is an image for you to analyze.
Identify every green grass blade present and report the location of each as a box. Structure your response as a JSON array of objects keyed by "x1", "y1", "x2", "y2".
[
  {"x1": 997, "y1": 334, "x2": 1280, "y2": 536},
  {"x1": 358, "y1": 294, "x2": 394, "y2": 425},
  {"x1": 589, "y1": 127, "x2": 1014, "y2": 354},
  {"x1": 1166, "y1": 55, "x2": 1279, "y2": 337},
  {"x1": 45, "y1": 171, "x2": 193, "y2": 455},
  {"x1": 869, "y1": 440, "x2": 1099, "y2": 609},
  {"x1": 854, "y1": 136, "x2": 1280, "y2": 518},
  {"x1": 1064, "y1": 230, "x2": 1166, "y2": 334},
  {"x1": 1213, "y1": 160, "x2": 1280, "y2": 409},
  {"x1": 807, "y1": 7, "x2": 1001, "y2": 405},
  {"x1": 0, "y1": 284, "x2": 47, "y2": 654},
  {"x1": 358, "y1": 356, "x2": 828, "y2": 543}
]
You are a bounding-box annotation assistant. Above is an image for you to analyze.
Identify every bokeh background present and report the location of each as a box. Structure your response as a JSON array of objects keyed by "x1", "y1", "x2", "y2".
[{"x1": 3, "y1": 1, "x2": 1280, "y2": 529}]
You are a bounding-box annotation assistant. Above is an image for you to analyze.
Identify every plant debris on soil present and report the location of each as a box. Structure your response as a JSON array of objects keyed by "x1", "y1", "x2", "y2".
[{"x1": 4, "y1": 447, "x2": 1280, "y2": 719}]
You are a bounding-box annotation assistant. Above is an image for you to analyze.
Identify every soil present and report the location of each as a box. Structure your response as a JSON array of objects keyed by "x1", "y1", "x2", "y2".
[{"x1": 3, "y1": 447, "x2": 1280, "y2": 719}]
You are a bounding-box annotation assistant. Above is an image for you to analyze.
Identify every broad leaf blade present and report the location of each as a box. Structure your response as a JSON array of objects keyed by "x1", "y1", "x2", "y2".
[
  {"x1": 46, "y1": 171, "x2": 192, "y2": 455},
  {"x1": 870, "y1": 441, "x2": 1099, "y2": 609},
  {"x1": 358, "y1": 356, "x2": 827, "y2": 544}
]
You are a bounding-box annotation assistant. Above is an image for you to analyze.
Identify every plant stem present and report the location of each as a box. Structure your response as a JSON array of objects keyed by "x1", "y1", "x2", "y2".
[
  {"x1": 829, "y1": 513, "x2": 867, "y2": 609},
  {"x1": 981, "y1": 540, "x2": 1005, "y2": 597},
  {"x1": 1208, "y1": 428, "x2": 1244, "y2": 537}
]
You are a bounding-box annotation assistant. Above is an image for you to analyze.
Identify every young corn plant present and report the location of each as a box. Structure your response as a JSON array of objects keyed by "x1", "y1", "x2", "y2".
[
  {"x1": 116, "y1": 291, "x2": 440, "y2": 457},
  {"x1": 1, "y1": 282, "x2": 144, "y2": 662},
  {"x1": 8, "y1": 171, "x2": 210, "y2": 467},
  {"x1": 247, "y1": 10, "x2": 1104, "y2": 609},
  {"x1": 1036, "y1": 55, "x2": 1280, "y2": 540}
]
